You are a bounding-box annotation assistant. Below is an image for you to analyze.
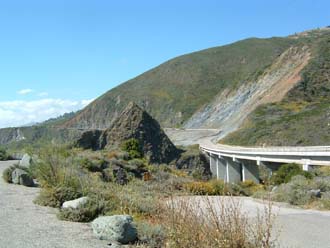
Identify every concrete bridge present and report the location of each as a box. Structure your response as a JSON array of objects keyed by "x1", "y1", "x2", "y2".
[{"x1": 200, "y1": 141, "x2": 330, "y2": 183}]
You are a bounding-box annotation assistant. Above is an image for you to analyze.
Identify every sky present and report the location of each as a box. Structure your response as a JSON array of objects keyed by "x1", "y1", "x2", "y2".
[{"x1": 0, "y1": 0, "x2": 329, "y2": 128}]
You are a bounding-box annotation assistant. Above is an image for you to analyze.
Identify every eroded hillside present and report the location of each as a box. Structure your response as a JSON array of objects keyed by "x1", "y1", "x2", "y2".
[
  {"x1": 222, "y1": 29, "x2": 330, "y2": 146},
  {"x1": 185, "y1": 44, "x2": 311, "y2": 139}
]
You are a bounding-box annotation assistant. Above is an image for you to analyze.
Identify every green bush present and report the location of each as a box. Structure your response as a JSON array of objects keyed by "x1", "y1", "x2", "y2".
[
  {"x1": 0, "y1": 147, "x2": 9, "y2": 161},
  {"x1": 273, "y1": 175, "x2": 312, "y2": 205},
  {"x1": 121, "y1": 138, "x2": 142, "y2": 159},
  {"x1": 80, "y1": 158, "x2": 107, "y2": 172},
  {"x1": 271, "y1": 163, "x2": 312, "y2": 185},
  {"x1": 35, "y1": 185, "x2": 83, "y2": 208}
]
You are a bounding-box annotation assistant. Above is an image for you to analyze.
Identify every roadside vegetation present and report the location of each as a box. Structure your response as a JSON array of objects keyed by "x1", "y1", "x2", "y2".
[
  {"x1": 253, "y1": 163, "x2": 330, "y2": 210},
  {"x1": 1, "y1": 143, "x2": 277, "y2": 247},
  {"x1": 0, "y1": 147, "x2": 10, "y2": 161}
]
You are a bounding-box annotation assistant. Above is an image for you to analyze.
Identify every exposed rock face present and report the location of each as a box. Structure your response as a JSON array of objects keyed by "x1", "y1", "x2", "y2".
[
  {"x1": 11, "y1": 168, "x2": 34, "y2": 187},
  {"x1": 92, "y1": 215, "x2": 137, "y2": 244},
  {"x1": 103, "y1": 102, "x2": 179, "y2": 163},
  {"x1": 175, "y1": 151, "x2": 211, "y2": 179},
  {"x1": 184, "y1": 45, "x2": 311, "y2": 139},
  {"x1": 75, "y1": 130, "x2": 104, "y2": 150},
  {"x1": 76, "y1": 102, "x2": 180, "y2": 164}
]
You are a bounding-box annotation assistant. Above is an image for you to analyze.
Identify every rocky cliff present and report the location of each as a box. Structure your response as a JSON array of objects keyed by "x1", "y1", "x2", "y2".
[{"x1": 76, "y1": 102, "x2": 180, "y2": 163}]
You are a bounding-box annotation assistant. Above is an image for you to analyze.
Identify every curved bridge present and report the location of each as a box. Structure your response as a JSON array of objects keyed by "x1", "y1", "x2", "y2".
[{"x1": 200, "y1": 140, "x2": 330, "y2": 183}]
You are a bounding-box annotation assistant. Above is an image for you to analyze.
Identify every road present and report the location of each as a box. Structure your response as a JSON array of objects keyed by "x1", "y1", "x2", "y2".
[{"x1": 0, "y1": 161, "x2": 109, "y2": 248}]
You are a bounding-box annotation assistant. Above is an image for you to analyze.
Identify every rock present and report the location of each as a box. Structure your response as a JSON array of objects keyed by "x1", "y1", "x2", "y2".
[
  {"x1": 62, "y1": 197, "x2": 89, "y2": 209},
  {"x1": 91, "y1": 215, "x2": 137, "y2": 244},
  {"x1": 175, "y1": 150, "x2": 211, "y2": 179},
  {"x1": 76, "y1": 102, "x2": 180, "y2": 164},
  {"x1": 11, "y1": 168, "x2": 34, "y2": 187},
  {"x1": 309, "y1": 189, "x2": 321, "y2": 198},
  {"x1": 114, "y1": 167, "x2": 128, "y2": 185},
  {"x1": 19, "y1": 154, "x2": 31, "y2": 168}
]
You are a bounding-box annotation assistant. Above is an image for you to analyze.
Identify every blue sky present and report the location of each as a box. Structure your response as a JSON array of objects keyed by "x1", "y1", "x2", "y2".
[{"x1": 0, "y1": 0, "x2": 329, "y2": 127}]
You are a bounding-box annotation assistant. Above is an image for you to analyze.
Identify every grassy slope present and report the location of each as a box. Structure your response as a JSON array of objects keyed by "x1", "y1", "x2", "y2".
[
  {"x1": 222, "y1": 31, "x2": 330, "y2": 146},
  {"x1": 63, "y1": 37, "x2": 296, "y2": 128}
]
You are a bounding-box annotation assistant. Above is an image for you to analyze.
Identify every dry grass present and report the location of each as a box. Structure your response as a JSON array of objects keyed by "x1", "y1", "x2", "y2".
[{"x1": 158, "y1": 196, "x2": 277, "y2": 248}]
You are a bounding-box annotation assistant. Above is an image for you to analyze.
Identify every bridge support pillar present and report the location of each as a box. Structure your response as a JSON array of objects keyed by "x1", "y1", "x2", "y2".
[
  {"x1": 239, "y1": 159, "x2": 259, "y2": 183},
  {"x1": 225, "y1": 158, "x2": 241, "y2": 183},
  {"x1": 209, "y1": 154, "x2": 217, "y2": 177}
]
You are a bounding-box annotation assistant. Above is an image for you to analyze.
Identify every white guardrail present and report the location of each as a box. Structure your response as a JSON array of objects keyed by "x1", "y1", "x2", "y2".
[{"x1": 199, "y1": 143, "x2": 330, "y2": 166}]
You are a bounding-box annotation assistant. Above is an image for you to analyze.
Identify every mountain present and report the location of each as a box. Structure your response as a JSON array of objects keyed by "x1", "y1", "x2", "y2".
[
  {"x1": 1, "y1": 27, "x2": 330, "y2": 147},
  {"x1": 76, "y1": 102, "x2": 179, "y2": 163},
  {"x1": 62, "y1": 37, "x2": 296, "y2": 129}
]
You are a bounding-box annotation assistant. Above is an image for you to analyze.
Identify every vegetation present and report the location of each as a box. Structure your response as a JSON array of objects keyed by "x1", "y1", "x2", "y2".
[
  {"x1": 63, "y1": 37, "x2": 296, "y2": 129},
  {"x1": 20, "y1": 144, "x2": 277, "y2": 247},
  {"x1": 121, "y1": 138, "x2": 143, "y2": 159},
  {"x1": 270, "y1": 163, "x2": 312, "y2": 185},
  {"x1": 222, "y1": 31, "x2": 330, "y2": 146},
  {"x1": 253, "y1": 164, "x2": 330, "y2": 210},
  {"x1": 0, "y1": 147, "x2": 9, "y2": 160}
]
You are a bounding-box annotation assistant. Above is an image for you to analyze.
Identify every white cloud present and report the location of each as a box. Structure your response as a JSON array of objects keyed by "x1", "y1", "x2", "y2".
[
  {"x1": 0, "y1": 98, "x2": 93, "y2": 128},
  {"x1": 17, "y1": 89, "x2": 34, "y2": 95}
]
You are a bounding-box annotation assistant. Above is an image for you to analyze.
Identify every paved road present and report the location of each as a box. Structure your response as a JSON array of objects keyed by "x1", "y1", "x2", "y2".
[
  {"x1": 183, "y1": 196, "x2": 330, "y2": 248},
  {"x1": 0, "y1": 161, "x2": 109, "y2": 248}
]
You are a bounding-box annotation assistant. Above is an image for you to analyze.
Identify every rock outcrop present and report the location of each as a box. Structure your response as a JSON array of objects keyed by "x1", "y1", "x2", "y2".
[{"x1": 76, "y1": 102, "x2": 180, "y2": 164}]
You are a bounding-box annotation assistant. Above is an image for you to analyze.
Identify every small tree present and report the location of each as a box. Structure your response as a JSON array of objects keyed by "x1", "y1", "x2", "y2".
[
  {"x1": 121, "y1": 138, "x2": 142, "y2": 159},
  {"x1": 271, "y1": 163, "x2": 312, "y2": 185}
]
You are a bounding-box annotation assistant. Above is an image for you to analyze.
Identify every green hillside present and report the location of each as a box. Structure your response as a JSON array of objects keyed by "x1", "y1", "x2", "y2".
[
  {"x1": 63, "y1": 37, "x2": 296, "y2": 129},
  {"x1": 222, "y1": 30, "x2": 330, "y2": 146}
]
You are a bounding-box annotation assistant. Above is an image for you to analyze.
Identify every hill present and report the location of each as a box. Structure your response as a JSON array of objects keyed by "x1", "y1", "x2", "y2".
[
  {"x1": 221, "y1": 28, "x2": 330, "y2": 146},
  {"x1": 1, "y1": 28, "x2": 330, "y2": 148},
  {"x1": 62, "y1": 37, "x2": 296, "y2": 129}
]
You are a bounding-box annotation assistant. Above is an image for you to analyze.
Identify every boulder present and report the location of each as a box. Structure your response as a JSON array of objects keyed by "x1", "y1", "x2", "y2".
[
  {"x1": 19, "y1": 154, "x2": 31, "y2": 168},
  {"x1": 309, "y1": 189, "x2": 321, "y2": 198},
  {"x1": 91, "y1": 215, "x2": 137, "y2": 244},
  {"x1": 62, "y1": 196, "x2": 89, "y2": 209},
  {"x1": 11, "y1": 168, "x2": 34, "y2": 187}
]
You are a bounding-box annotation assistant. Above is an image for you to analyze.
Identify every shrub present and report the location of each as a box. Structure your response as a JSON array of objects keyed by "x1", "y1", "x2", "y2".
[
  {"x1": 273, "y1": 175, "x2": 312, "y2": 205},
  {"x1": 2, "y1": 166, "x2": 14, "y2": 183},
  {"x1": 271, "y1": 163, "x2": 312, "y2": 185},
  {"x1": 160, "y1": 196, "x2": 276, "y2": 248},
  {"x1": 320, "y1": 192, "x2": 330, "y2": 210},
  {"x1": 80, "y1": 158, "x2": 107, "y2": 172},
  {"x1": 35, "y1": 185, "x2": 83, "y2": 208},
  {"x1": 0, "y1": 147, "x2": 9, "y2": 161},
  {"x1": 184, "y1": 180, "x2": 225, "y2": 195},
  {"x1": 121, "y1": 138, "x2": 142, "y2": 159},
  {"x1": 136, "y1": 222, "x2": 166, "y2": 247},
  {"x1": 57, "y1": 197, "x2": 106, "y2": 222},
  {"x1": 239, "y1": 180, "x2": 264, "y2": 196}
]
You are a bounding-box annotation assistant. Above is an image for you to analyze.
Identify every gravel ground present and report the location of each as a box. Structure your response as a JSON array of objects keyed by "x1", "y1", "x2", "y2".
[
  {"x1": 0, "y1": 160, "x2": 109, "y2": 248},
  {"x1": 181, "y1": 196, "x2": 330, "y2": 248}
]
